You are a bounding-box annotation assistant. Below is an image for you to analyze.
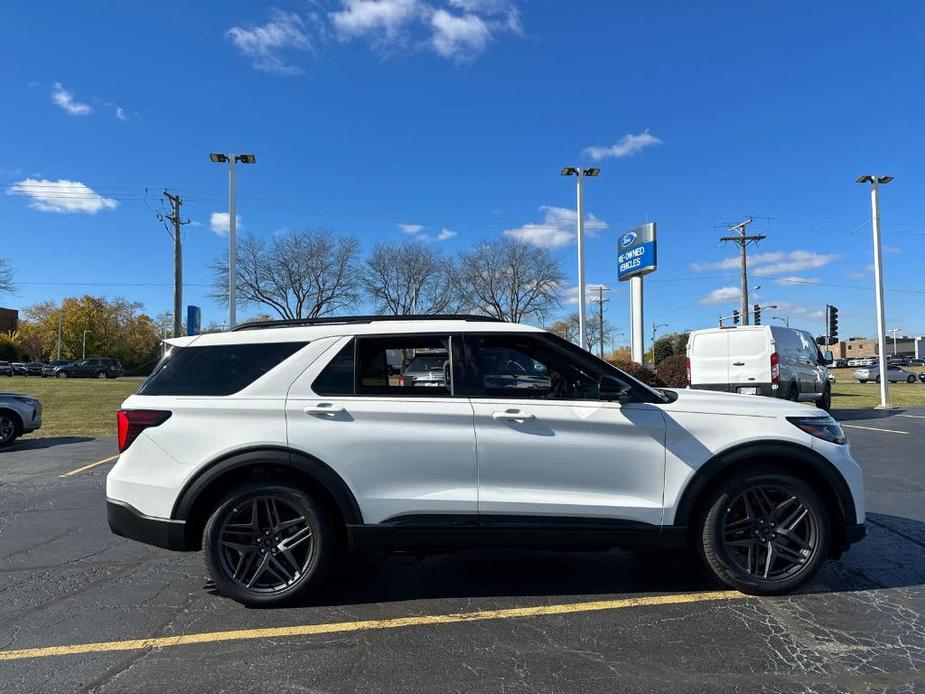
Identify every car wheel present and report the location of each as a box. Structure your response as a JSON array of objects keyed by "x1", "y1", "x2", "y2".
[
  {"x1": 0, "y1": 412, "x2": 20, "y2": 447},
  {"x1": 907, "y1": 375, "x2": 916, "y2": 384},
  {"x1": 787, "y1": 383, "x2": 799, "y2": 402},
  {"x1": 203, "y1": 483, "x2": 334, "y2": 607},
  {"x1": 919, "y1": 374, "x2": 925, "y2": 384},
  {"x1": 698, "y1": 470, "x2": 830, "y2": 595},
  {"x1": 857, "y1": 379, "x2": 867, "y2": 384},
  {"x1": 815, "y1": 384, "x2": 831, "y2": 411},
  {"x1": 96, "y1": 371, "x2": 108, "y2": 380},
  {"x1": 56, "y1": 371, "x2": 68, "y2": 379},
  {"x1": 875, "y1": 376, "x2": 881, "y2": 384}
]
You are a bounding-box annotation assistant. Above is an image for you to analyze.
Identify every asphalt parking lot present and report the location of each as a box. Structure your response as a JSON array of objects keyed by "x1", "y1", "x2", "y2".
[{"x1": 1, "y1": 413, "x2": 924, "y2": 693}]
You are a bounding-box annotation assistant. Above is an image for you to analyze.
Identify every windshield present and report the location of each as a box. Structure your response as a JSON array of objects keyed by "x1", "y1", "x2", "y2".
[{"x1": 406, "y1": 354, "x2": 447, "y2": 372}]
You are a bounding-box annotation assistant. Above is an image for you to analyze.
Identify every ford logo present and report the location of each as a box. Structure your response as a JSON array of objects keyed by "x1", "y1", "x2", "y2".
[{"x1": 620, "y1": 231, "x2": 637, "y2": 248}]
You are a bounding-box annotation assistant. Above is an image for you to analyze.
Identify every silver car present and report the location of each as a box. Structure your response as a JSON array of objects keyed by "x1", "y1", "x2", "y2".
[
  {"x1": 853, "y1": 364, "x2": 918, "y2": 384},
  {"x1": 0, "y1": 392, "x2": 42, "y2": 446}
]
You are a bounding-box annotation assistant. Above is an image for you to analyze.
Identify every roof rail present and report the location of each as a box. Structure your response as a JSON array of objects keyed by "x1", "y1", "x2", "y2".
[{"x1": 231, "y1": 314, "x2": 504, "y2": 331}]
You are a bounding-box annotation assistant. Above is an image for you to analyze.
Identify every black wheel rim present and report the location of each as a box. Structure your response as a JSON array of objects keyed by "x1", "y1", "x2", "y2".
[
  {"x1": 721, "y1": 485, "x2": 820, "y2": 582},
  {"x1": 0, "y1": 416, "x2": 14, "y2": 443},
  {"x1": 217, "y1": 495, "x2": 316, "y2": 594}
]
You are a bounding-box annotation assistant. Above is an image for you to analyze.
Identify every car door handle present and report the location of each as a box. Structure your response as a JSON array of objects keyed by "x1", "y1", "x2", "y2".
[
  {"x1": 303, "y1": 403, "x2": 345, "y2": 415},
  {"x1": 732, "y1": 361, "x2": 745, "y2": 366},
  {"x1": 492, "y1": 410, "x2": 535, "y2": 422}
]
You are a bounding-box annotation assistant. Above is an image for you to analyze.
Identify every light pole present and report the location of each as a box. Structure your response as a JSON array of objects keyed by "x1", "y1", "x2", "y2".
[
  {"x1": 210, "y1": 152, "x2": 256, "y2": 329},
  {"x1": 561, "y1": 166, "x2": 600, "y2": 350},
  {"x1": 888, "y1": 328, "x2": 902, "y2": 356},
  {"x1": 651, "y1": 322, "x2": 668, "y2": 364},
  {"x1": 856, "y1": 175, "x2": 894, "y2": 408},
  {"x1": 772, "y1": 315, "x2": 790, "y2": 328},
  {"x1": 82, "y1": 330, "x2": 91, "y2": 360}
]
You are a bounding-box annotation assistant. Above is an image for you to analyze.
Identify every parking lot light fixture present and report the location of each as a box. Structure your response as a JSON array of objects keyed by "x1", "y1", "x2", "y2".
[
  {"x1": 560, "y1": 166, "x2": 600, "y2": 350},
  {"x1": 855, "y1": 174, "x2": 894, "y2": 408},
  {"x1": 210, "y1": 152, "x2": 256, "y2": 329}
]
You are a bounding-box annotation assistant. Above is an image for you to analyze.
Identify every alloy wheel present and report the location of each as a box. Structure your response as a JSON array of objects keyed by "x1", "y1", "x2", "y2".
[
  {"x1": 721, "y1": 485, "x2": 820, "y2": 582},
  {"x1": 216, "y1": 496, "x2": 316, "y2": 594},
  {"x1": 0, "y1": 416, "x2": 15, "y2": 444}
]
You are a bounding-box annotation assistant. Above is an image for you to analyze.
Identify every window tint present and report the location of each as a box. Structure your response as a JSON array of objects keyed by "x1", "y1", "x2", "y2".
[
  {"x1": 469, "y1": 335, "x2": 600, "y2": 400},
  {"x1": 357, "y1": 335, "x2": 452, "y2": 396},
  {"x1": 138, "y1": 341, "x2": 306, "y2": 396},
  {"x1": 312, "y1": 341, "x2": 355, "y2": 395}
]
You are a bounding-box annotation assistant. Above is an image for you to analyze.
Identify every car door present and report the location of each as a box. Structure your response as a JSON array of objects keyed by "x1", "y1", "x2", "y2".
[
  {"x1": 464, "y1": 333, "x2": 667, "y2": 527},
  {"x1": 285, "y1": 334, "x2": 478, "y2": 526}
]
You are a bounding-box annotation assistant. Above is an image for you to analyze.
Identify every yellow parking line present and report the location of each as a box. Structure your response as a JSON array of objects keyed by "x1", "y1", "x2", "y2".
[
  {"x1": 843, "y1": 424, "x2": 909, "y2": 435},
  {"x1": 59, "y1": 454, "x2": 119, "y2": 478},
  {"x1": 0, "y1": 590, "x2": 741, "y2": 661}
]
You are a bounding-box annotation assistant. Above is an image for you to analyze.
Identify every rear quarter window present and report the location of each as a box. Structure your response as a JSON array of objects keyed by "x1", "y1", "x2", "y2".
[{"x1": 138, "y1": 341, "x2": 306, "y2": 396}]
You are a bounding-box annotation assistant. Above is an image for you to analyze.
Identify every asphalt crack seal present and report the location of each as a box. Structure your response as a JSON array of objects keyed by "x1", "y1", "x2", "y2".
[{"x1": 0, "y1": 590, "x2": 742, "y2": 661}]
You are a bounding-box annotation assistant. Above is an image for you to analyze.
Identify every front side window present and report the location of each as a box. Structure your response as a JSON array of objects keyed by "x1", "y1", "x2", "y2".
[
  {"x1": 138, "y1": 341, "x2": 306, "y2": 396},
  {"x1": 467, "y1": 335, "x2": 600, "y2": 400}
]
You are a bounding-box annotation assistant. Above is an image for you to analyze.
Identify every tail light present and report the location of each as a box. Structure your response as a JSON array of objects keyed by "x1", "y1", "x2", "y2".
[
  {"x1": 117, "y1": 409, "x2": 171, "y2": 452},
  {"x1": 770, "y1": 352, "x2": 780, "y2": 384},
  {"x1": 685, "y1": 357, "x2": 691, "y2": 385}
]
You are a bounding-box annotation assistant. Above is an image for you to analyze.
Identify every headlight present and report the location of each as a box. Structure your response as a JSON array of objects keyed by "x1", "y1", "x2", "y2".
[{"x1": 787, "y1": 416, "x2": 847, "y2": 445}]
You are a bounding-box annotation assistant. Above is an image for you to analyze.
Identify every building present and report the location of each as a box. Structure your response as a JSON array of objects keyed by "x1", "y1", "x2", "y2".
[
  {"x1": 835, "y1": 336, "x2": 920, "y2": 359},
  {"x1": 0, "y1": 308, "x2": 18, "y2": 335}
]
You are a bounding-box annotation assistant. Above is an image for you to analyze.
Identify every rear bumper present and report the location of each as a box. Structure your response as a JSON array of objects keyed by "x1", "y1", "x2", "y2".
[
  {"x1": 690, "y1": 383, "x2": 778, "y2": 397},
  {"x1": 106, "y1": 499, "x2": 189, "y2": 551}
]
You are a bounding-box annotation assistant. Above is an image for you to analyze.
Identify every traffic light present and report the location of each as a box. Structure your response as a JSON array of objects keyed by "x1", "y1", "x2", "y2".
[
  {"x1": 753, "y1": 304, "x2": 761, "y2": 325},
  {"x1": 827, "y1": 305, "x2": 839, "y2": 339},
  {"x1": 732, "y1": 309, "x2": 740, "y2": 325}
]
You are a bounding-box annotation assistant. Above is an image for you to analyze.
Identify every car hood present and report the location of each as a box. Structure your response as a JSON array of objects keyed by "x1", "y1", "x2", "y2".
[
  {"x1": 0, "y1": 392, "x2": 36, "y2": 399},
  {"x1": 659, "y1": 387, "x2": 815, "y2": 419}
]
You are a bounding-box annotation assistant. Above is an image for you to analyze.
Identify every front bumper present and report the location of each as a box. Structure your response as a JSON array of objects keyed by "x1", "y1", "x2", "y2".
[{"x1": 106, "y1": 499, "x2": 189, "y2": 551}]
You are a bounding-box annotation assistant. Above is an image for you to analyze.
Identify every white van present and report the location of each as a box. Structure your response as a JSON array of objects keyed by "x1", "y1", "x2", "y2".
[{"x1": 686, "y1": 325, "x2": 831, "y2": 410}]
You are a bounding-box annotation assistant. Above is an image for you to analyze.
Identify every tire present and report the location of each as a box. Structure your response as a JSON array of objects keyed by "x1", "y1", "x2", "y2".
[
  {"x1": 787, "y1": 383, "x2": 799, "y2": 402},
  {"x1": 203, "y1": 483, "x2": 334, "y2": 607},
  {"x1": 907, "y1": 375, "x2": 916, "y2": 384},
  {"x1": 919, "y1": 374, "x2": 925, "y2": 384},
  {"x1": 815, "y1": 384, "x2": 831, "y2": 411},
  {"x1": 0, "y1": 411, "x2": 21, "y2": 447},
  {"x1": 875, "y1": 376, "x2": 881, "y2": 384},
  {"x1": 56, "y1": 371, "x2": 68, "y2": 379},
  {"x1": 96, "y1": 371, "x2": 108, "y2": 379},
  {"x1": 857, "y1": 380, "x2": 867, "y2": 384},
  {"x1": 698, "y1": 470, "x2": 830, "y2": 595}
]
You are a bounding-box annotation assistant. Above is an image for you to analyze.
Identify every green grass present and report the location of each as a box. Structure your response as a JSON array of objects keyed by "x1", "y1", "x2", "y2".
[
  {"x1": 4, "y1": 376, "x2": 143, "y2": 440},
  {"x1": 830, "y1": 366, "x2": 925, "y2": 410}
]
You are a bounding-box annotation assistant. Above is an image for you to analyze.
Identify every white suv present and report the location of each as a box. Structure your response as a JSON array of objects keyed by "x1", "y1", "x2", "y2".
[{"x1": 106, "y1": 315, "x2": 866, "y2": 606}]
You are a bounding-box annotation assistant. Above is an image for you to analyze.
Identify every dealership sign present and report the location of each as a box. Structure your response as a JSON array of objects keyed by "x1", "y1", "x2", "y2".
[{"x1": 618, "y1": 222, "x2": 657, "y2": 281}]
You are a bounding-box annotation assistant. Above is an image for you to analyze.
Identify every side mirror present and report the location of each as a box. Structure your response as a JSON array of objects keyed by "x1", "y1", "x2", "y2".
[{"x1": 599, "y1": 375, "x2": 632, "y2": 401}]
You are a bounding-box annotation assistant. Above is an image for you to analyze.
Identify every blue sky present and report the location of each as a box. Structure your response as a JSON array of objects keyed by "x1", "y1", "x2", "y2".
[{"x1": 1, "y1": 1, "x2": 923, "y2": 340}]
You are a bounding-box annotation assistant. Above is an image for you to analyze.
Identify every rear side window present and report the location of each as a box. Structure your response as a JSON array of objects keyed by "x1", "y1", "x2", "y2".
[{"x1": 138, "y1": 342, "x2": 306, "y2": 396}]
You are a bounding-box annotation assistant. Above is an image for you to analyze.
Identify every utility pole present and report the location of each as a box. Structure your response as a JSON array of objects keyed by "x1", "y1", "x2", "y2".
[
  {"x1": 82, "y1": 330, "x2": 91, "y2": 360},
  {"x1": 160, "y1": 190, "x2": 189, "y2": 339},
  {"x1": 589, "y1": 286, "x2": 611, "y2": 359},
  {"x1": 720, "y1": 217, "x2": 765, "y2": 326}
]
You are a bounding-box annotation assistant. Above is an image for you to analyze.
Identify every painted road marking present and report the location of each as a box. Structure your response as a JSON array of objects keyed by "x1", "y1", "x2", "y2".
[
  {"x1": 843, "y1": 424, "x2": 909, "y2": 435},
  {"x1": 59, "y1": 454, "x2": 119, "y2": 478},
  {"x1": 898, "y1": 414, "x2": 925, "y2": 420},
  {"x1": 0, "y1": 590, "x2": 742, "y2": 661}
]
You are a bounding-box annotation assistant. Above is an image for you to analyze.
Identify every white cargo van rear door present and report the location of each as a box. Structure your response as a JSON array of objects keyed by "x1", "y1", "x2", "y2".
[
  {"x1": 727, "y1": 328, "x2": 771, "y2": 393},
  {"x1": 689, "y1": 330, "x2": 728, "y2": 386}
]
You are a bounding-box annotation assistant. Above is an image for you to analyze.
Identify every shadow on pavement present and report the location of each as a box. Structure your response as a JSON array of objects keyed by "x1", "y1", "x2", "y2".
[
  {"x1": 3, "y1": 436, "x2": 95, "y2": 452},
  {"x1": 832, "y1": 409, "x2": 914, "y2": 421},
  {"x1": 214, "y1": 512, "x2": 924, "y2": 609}
]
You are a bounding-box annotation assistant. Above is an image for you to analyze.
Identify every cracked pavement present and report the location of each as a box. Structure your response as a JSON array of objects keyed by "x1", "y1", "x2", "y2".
[{"x1": 1, "y1": 411, "x2": 924, "y2": 693}]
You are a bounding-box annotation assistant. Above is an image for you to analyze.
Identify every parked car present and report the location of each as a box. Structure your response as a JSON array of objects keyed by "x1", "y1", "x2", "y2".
[
  {"x1": 54, "y1": 357, "x2": 123, "y2": 379},
  {"x1": 11, "y1": 362, "x2": 28, "y2": 376},
  {"x1": 0, "y1": 391, "x2": 42, "y2": 445},
  {"x1": 828, "y1": 359, "x2": 848, "y2": 369},
  {"x1": 42, "y1": 360, "x2": 72, "y2": 377},
  {"x1": 686, "y1": 325, "x2": 831, "y2": 410},
  {"x1": 400, "y1": 349, "x2": 449, "y2": 387},
  {"x1": 107, "y1": 314, "x2": 866, "y2": 606},
  {"x1": 847, "y1": 358, "x2": 875, "y2": 367},
  {"x1": 25, "y1": 362, "x2": 44, "y2": 376},
  {"x1": 0, "y1": 361, "x2": 12, "y2": 377},
  {"x1": 909, "y1": 358, "x2": 925, "y2": 367},
  {"x1": 920, "y1": 372, "x2": 925, "y2": 384},
  {"x1": 853, "y1": 365, "x2": 918, "y2": 383},
  {"x1": 888, "y1": 357, "x2": 910, "y2": 366}
]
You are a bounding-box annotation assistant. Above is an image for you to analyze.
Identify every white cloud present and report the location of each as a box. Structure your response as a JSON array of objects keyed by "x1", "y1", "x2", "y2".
[
  {"x1": 435, "y1": 227, "x2": 457, "y2": 240},
  {"x1": 399, "y1": 223, "x2": 424, "y2": 234},
  {"x1": 226, "y1": 10, "x2": 312, "y2": 75},
  {"x1": 503, "y1": 205, "x2": 607, "y2": 249},
  {"x1": 699, "y1": 286, "x2": 741, "y2": 306},
  {"x1": 773, "y1": 276, "x2": 820, "y2": 286},
  {"x1": 398, "y1": 223, "x2": 456, "y2": 241},
  {"x1": 691, "y1": 250, "x2": 836, "y2": 277},
  {"x1": 768, "y1": 301, "x2": 825, "y2": 322},
  {"x1": 752, "y1": 251, "x2": 837, "y2": 277},
  {"x1": 582, "y1": 130, "x2": 661, "y2": 161},
  {"x1": 6, "y1": 178, "x2": 117, "y2": 213},
  {"x1": 210, "y1": 212, "x2": 243, "y2": 236},
  {"x1": 115, "y1": 106, "x2": 127, "y2": 121},
  {"x1": 449, "y1": 0, "x2": 510, "y2": 11},
  {"x1": 51, "y1": 82, "x2": 93, "y2": 116},
  {"x1": 883, "y1": 245, "x2": 901, "y2": 255},
  {"x1": 563, "y1": 283, "x2": 611, "y2": 305},
  {"x1": 330, "y1": 0, "x2": 421, "y2": 46},
  {"x1": 431, "y1": 9, "x2": 491, "y2": 60}
]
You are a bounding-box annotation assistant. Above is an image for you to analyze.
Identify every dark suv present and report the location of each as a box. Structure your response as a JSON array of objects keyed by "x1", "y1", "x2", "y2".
[{"x1": 55, "y1": 357, "x2": 123, "y2": 379}]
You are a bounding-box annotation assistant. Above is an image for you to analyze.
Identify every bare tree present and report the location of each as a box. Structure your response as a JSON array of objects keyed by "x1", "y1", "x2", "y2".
[
  {"x1": 210, "y1": 229, "x2": 361, "y2": 320},
  {"x1": 0, "y1": 258, "x2": 14, "y2": 294},
  {"x1": 451, "y1": 238, "x2": 564, "y2": 323},
  {"x1": 553, "y1": 312, "x2": 610, "y2": 352},
  {"x1": 362, "y1": 241, "x2": 457, "y2": 315}
]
